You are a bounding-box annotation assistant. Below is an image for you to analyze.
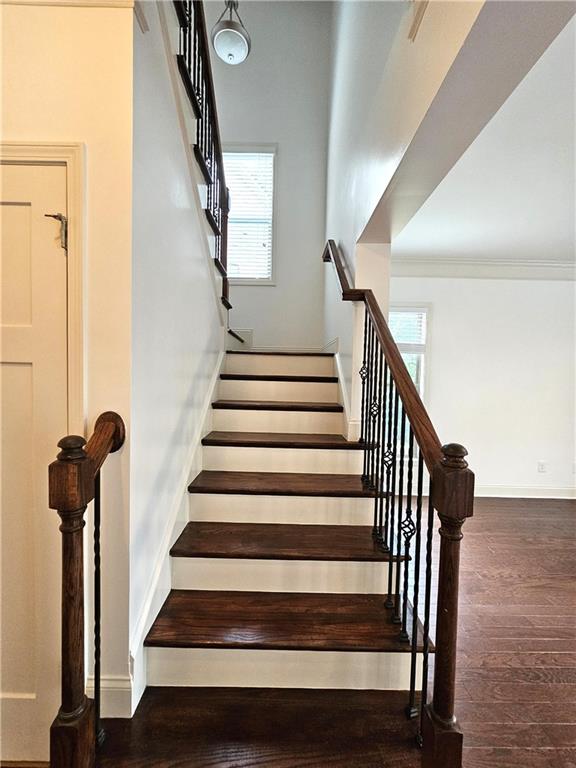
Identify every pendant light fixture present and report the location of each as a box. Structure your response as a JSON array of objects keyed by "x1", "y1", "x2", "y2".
[{"x1": 211, "y1": 0, "x2": 251, "y2": 66}]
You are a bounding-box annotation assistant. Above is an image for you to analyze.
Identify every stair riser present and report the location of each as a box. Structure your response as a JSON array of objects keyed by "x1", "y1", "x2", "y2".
[
  {"x1": 212, "y1": 409, "x2": 344, "y2": 434},
  {"x1": 147, "y1": 647, "x2": 420, "y2": 690},
  {"x1": 172, "y1": 558, "x2": 396, "y2": 594},
  {"x1": 189, "y1": 494, "x2": 375, "y2": 526},
  {"x1": 219, "y1": 380, "x2": 339, "y2": 402},
  {"x1": 225, "y1": 355, "x2": 335, "y2": 377},
  {"x1": 202, "y1": 446, "x2": 363, "y2": 474}
]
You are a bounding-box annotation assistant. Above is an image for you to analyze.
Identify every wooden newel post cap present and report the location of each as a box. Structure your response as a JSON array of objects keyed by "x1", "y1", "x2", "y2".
[
  {"x1": 57, "y1": 435, "x2": 87, "y2": 462},
  {"x1": 441, "y1": 443, "x2": 468, "y2": 470}
]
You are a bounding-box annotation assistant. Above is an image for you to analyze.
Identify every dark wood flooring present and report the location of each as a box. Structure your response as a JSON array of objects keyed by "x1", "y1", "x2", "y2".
[
  {"x1": 144, "y1": 590, "x2": 418, "y2": 652},
  {"x1": 99, "y1": 498, "x2": 575, "y2": 767},
  {"x1": 170, "y1": 522, "x2": 393, "y2": 561},
  {"x1": 188, "y1": 471, "x2": 376, "y2": 497},
  {"x1": 97, "y1": 688, "x2": 421, "y2": 768}
]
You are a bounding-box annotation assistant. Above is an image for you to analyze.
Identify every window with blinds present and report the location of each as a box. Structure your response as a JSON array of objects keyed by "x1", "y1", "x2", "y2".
[
  {"x1": 223, "y1": 151, "x2": 275, "y2": 281},
  {"x1": 389, "y1": 307, "x2": 428, "y2": 394}
]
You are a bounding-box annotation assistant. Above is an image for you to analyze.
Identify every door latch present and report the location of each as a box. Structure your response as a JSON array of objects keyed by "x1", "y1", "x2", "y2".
[{"x1": 45, "y1": 213, "x2": 68, "y2": 251}]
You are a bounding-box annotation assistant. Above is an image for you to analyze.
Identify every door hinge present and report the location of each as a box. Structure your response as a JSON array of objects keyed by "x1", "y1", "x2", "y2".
[{"x1": 45, "y1": 213, "x2": 68, "y2": 251}]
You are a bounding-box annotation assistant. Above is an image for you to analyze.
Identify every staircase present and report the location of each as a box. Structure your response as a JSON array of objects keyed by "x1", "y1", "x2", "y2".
[{"x1": 144, "y1": 350, "x2": 423, "y2": 695}]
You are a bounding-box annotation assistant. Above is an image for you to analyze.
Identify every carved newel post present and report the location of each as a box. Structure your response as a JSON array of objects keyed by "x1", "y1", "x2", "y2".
[
  {"x1": 49, "y1": 436, "x2": 95, "y2": 768},
  {"x1": 422, "y1": 443, "x2": 474, "y2": 768}
]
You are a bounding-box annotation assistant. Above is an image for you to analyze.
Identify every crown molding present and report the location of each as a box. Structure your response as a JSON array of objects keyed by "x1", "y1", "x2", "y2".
[{"x1": 391, "y1": 257, "x2": 575, "y2": 281}]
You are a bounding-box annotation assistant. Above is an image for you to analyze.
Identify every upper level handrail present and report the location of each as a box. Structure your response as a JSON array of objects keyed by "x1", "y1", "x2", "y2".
[
  {"x1": 49, "y1": 411, "x2": 125, "y2": 768},
  {"x1": 323, "y1": 239, "x2": 442, "y2": 472}
]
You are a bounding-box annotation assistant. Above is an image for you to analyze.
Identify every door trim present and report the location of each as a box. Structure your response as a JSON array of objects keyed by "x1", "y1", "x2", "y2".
[{"x1": 1, "y1": 142, "x2": 85, "y2": 433}]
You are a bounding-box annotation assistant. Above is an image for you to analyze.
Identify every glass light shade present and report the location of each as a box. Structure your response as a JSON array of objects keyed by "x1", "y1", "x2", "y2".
[{"x1": 212, "y1": 20, "x2": 251, "y2": 65}]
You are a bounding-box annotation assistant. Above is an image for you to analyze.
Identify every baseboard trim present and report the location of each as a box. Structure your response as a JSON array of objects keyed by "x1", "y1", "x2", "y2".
[
  {"x1": 86, "y1": 674, "x2": 132, "y2": 718},
  {"x1": 1, "y1": 763, "x2": 49, "y2": 767},
  {"x1": 475, "y1": 485, "x2": 576, "y2": 499}
]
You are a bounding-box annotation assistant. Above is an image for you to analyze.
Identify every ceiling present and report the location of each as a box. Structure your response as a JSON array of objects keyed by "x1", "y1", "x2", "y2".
[{"x1": 392, "y1": 16, "x2": 575, "y2": 275}]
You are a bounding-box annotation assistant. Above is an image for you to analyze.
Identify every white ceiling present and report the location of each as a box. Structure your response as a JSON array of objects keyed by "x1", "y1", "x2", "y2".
[{"x1": 392, "y1": 16, "x2": 575, "y2": 271}]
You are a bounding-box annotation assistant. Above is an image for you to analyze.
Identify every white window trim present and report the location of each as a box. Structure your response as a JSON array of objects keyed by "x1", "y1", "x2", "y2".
[
  {"x1": 224, "y1": 143, "x2": 278, "y2": 287},
  {"x1": 388, "y1": 303, "x2": 432, "y2": 403}
]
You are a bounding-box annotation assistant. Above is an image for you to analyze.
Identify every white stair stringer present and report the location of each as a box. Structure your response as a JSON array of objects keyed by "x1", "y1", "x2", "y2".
[
  {"x1": 189, "y1": 493, "x2": 375, "y2": 526},
  {"x1": 147, "y1": 647, "x2": 420, "y2": 690},
  {"x1": 202, "y1": 445, "x2": 363, "y2": 474}
]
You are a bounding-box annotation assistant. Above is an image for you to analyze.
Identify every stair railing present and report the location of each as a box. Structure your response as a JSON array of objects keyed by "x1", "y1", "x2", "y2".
[
  {"x1": 49, "y1": 412, "x2": 125, "y2": 768},
  {"x1": 174, "y1": 0, "x2": 231, "y2": 310},
  {"x1": 323, "y1": 240, "x2": 474, "y2": 768}
]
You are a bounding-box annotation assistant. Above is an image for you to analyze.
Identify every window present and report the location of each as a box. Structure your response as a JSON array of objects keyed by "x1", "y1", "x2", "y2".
[
  {"x1": 389, "y1": 307, "x2": 428, "y2": 395},
  {"x1": 223, "y1": 151, "x2": 275, "y2": 282}
]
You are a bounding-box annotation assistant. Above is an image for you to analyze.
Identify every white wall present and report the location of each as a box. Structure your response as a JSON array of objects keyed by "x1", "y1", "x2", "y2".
[
  {"x1": 390, "y1": 277, "x2": 576, "y2": 497},
  {"x1": 324, "y1": 0, "x2": 483, "y2": 397},
  {"x1": 130, "y1": 1, "x2": 225, "y2": 704},
  {"x1": 1, "y1": 2, "x2": 133, "y2": 752},
  {"x1": 206, "y1": 1, "x2": 332, "y2": 350}
]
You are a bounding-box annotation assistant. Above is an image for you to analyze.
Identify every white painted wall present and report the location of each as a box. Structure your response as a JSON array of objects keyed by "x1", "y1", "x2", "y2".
[
  {"x1": 205, "y1": 1, "x2": 332, "y2": 350},
  {"x1": 129, "y1": 1, "x2": 225, "y2": 706},
  {"x1": 390, "y1": 277, "x2": 576, "y2": 497},
  {"x1": 324, "y1": 0, "x2": 483, "y2": 399},
  {"x1": 1, "y1": 1, "x2": 133, "y2": 747}
]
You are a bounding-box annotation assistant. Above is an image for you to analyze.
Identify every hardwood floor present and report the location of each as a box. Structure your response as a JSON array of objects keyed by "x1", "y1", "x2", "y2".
[
  {"x1": 212, "y1": 400, "x2": 344, "y2": 412},
  {"x1": 201, "y1": 431, "x2": 363, "y2": 449},
  {"x1": 97, "y1": 688, "x2": 421, "y2": 768},
  {"x1": 99, "y1": 497, "x2": 575, "y2": 767}
]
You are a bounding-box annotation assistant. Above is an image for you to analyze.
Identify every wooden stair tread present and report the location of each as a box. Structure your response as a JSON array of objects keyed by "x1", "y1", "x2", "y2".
[
  {"x1": 145, "y1": 590, "x2": 421, "y2": 652},
  {"x1": 212, "y1": 399, "x2": 343, "y2": 412},
  {"x1": 202, "y1": 431, "x2": 362, "y2": 449},
  {"x1": 227, "y1": 350, "x2": 334, "y2": 357},
  {"x1": 220, "y1": 373, "x2": 338, "y2": 382},
  {"x1": 188, "y1": 471, "x2": 376, "y2": 497},
  {"x1": 99, "y1": 687, "x2": 421, "y2": 767},
  {"x1": 171, "y1": 522, "x2": 392, "y2": 562}
]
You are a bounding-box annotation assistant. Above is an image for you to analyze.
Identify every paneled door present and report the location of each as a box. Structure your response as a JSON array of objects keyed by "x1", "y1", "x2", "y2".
[{"x1": 1, "y1": 162, "x2": 68, "y2": 760}]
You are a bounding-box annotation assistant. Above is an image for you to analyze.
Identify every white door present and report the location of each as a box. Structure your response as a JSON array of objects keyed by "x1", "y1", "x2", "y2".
[{"x1": 1, "y1": 162, "x2": 68, "y2": 760}]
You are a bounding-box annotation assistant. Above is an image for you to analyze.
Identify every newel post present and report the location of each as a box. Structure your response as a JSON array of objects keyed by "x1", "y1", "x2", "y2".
[
  {"x1": 422, "y1": 443, "x2": 474, "y2": 768},
  {"x1": 49, "y1": 436, "x2": 96, "y2": 768}
]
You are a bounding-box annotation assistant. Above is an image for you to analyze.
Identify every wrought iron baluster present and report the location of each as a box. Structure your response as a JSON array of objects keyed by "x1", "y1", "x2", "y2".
[
  {"x1": 362, "y1": 318, "x2": 374, "y2": 485},
  {"x1": 368, "y1": 335, "x2": 380, "y2": 489},
  {"x1": 407, "y1": 450, "x2": 424, "y2": 719},
  {"x1": 376, "y1": 361, "x2": 389, "y2": 548},
  {"x1": 418, "y1": 483, "x2": 436, "y2": 744},
  {"x1": 399, "y1": 427, "x2": 415, "y2": 642},
  {"x1": 372, "y1": 348, "x2": 384, "y2": 536},
  {"x1": 382, "y1": 370, "x2": 394, "y2": 550},
  {"x1": 94, "y1": 471, "x2": 104, "y2": 747},
  {"x1": 385, "y1": 386, "x2": 400, "y2": 608},
  {"x1": 359, "y1": 306, "x2": 369, "y2": 462},
  {"x1": 393, "y1": 405, "x2": 406, "y2": 623}
]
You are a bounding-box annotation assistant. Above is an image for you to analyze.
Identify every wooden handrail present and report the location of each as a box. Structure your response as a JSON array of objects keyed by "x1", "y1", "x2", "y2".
[
  {"x1": 323, "y1": 240, "x2": 474, "y2": 768},
  {"x1": 323, "y1": 239, "x2": 442, "y2": 472},
  {"x1": 49, "y1": 411, "x2": 125, "y2": 768}
]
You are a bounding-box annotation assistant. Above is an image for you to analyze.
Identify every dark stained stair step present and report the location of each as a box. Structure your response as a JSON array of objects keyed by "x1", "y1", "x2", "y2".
[
  {"x1": 188, "y1": 471, "x2": 377, "y2": 497},
  {"x1": 144, "y1": 590, "x2": 422, "y2": 652},
  {"x1": 202, "y1": 431, "x2": 362, "y2": 449},
  {"x1": 171, "y1": 522, "x2": 394, "y2": 562},
  {"x1": 98, "y1": 687, "x2": 421, "y2": 768},
  {"x1": 220, "y1": 373, "x2": 338, "y2": 383},
  {"x1": 212, "y1": 399, "x2": 343, "y2": 412}
]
